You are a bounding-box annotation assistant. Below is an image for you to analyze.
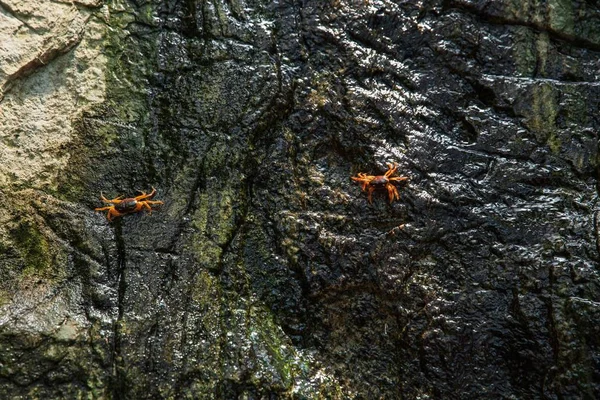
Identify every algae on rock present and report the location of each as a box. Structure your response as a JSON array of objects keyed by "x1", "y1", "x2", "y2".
[{"x1": 2, "y1": 0, "x2": 600, "y2": 398}]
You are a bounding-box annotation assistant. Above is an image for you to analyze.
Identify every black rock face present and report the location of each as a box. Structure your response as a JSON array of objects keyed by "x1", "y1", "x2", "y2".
[{"x1": 1, "y1": 0, "x2": 600, "y2": 398}]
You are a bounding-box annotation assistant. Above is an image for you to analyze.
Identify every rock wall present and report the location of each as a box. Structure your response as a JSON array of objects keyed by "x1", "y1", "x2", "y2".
[{"x1": 0, "y1": 0, "x2": 599, "y2": 398}]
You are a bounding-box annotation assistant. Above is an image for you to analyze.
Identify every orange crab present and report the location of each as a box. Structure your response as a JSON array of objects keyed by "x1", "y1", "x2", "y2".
[
  {"x1": 95, "y1": 187, "x2": 164, "y2": 221},
  {"x1": 351, "y1": 163, "x2": 408, "y2": 203}
]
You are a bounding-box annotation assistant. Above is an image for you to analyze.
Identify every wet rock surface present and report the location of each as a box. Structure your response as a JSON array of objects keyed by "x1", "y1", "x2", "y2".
[{"x1": 1, "y1": 0, "x2": 600, "y2": 398}]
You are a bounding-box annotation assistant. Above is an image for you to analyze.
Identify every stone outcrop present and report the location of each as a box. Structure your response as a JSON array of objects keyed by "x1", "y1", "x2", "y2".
[{"x1": 1, "y1": 0, "x2": 599, "y2": 398}]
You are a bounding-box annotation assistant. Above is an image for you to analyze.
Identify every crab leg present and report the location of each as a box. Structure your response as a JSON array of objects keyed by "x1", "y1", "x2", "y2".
[
  {"x1": 386, "y1": 183, "x2": 400, "y2": 202},
  {"x1": 367, "y1": 186, "x2": 375, "y2": 203},
  {"x1": 100, "y1": 193, "x2": 124, "y2": 204},
  {"x1": 389, "y1": 176, "x2": 409, "y2": 183},
  {"x1": 135, "y1": 187, "x2": 157, "y2": 201},
  {"x1": 94, "y1": 206, "x2": 124, "y2": 222},
  {"x1": 384, "y1": 163, "x2": 397, "y2": 177},
  {"x1": 351, "y1": 174, "x2": 375, "y2": 191},
  {"x1": 107, "y1": 209, "x2": 125, "y2": 221}
]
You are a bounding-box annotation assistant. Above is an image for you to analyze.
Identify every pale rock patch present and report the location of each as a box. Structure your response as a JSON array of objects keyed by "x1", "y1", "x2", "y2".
[{"x1": 0, "y1": 0, "x2": 107, "y2": 189}]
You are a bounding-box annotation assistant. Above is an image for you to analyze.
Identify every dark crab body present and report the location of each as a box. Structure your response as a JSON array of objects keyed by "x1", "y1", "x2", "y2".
[
  {"x1": 95, "y1": 187, "x2": 164, "y2": 221},
  {"x1": 351, "y1": 163, "x2": 409, "y2": 203},
  {"x1": 115, "y1": 199, "x2": 139, "y2": 213},
  {"x1": 369, "y1": 176, "x2": 389, "y2": 188}
]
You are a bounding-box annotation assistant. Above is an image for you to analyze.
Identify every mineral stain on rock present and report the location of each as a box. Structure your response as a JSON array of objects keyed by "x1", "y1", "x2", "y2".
[{"x1": 1, "y1": 0, "x2": 600, "y2": 398}]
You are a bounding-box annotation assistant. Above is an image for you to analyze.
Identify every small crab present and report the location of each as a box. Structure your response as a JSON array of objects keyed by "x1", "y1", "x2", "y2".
[
  {"x1": 95, "y1": 187, "x2": 164, "y2": 221},
  {"x1": 351, "y1": 163, "x2": 409, "y2": 203}
]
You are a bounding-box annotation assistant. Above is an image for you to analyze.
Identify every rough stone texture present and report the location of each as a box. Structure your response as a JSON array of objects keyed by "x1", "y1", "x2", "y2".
[
  {"x1": 0, "y1": 0, "x2": 106, "y2": 189},
  {"x1": 1, "y1": 0, "x2": 600, "y2": 398}
]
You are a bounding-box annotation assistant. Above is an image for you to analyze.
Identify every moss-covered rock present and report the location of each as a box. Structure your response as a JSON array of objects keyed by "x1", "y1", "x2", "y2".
[{"x1": 2, "y1": 0, "x2": 600, "y2": 398}]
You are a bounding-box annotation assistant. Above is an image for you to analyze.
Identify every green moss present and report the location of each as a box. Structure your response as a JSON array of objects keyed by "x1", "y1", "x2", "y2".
[
  {"x1": 248, "y1": 306, "x2": 346, "y2": 398},
  {"x1": 307, "y1": 72, "x2": 333, "y2": 109},
  {"x1": 534, "y1": 32, "x2": 550, "y2": 77},
  {"x1": 548, "y1": 0, "x2": 574, "y2": 35},
  {"x1": 526, "y1": 83, "x2": 560, "y2": 152},
  {"x1": 10, "y1": 220, "x2": 51, "y2": 277},
  {"x1": 547, "y1": 132, "x2": 561, "y2": 154},
  {"x1": 514, "y1": 28, "x2": 550, "y2": 78},
  {"x1": 0, "y1": 290, "x2": 9, "y2": 307},
  {"x1": 189, "y1": 187, "x2": 238, "y2": 269},
  {"x1": 249, "y1": 306, "x2": 297, "y2": 388}
]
